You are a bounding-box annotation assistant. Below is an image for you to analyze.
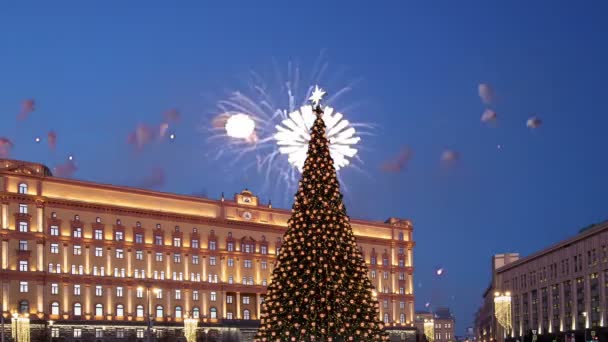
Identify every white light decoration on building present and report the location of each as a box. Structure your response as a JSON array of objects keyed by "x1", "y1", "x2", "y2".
[
  {"x1": 494, "y1": 292, "x2": 512, "y2": 333},
  {"x1": 184, "y1": 317, "x2": 199, "y2": 342},
  {"x1": 275, "y1": 105, "x2": 360, "y2": 172},
  {"x1": 424, "y1": 319, "x2": 435, "y2": 342},
  {"x1": 11, "y1": 314, "x2": 30, "y2": 342}
]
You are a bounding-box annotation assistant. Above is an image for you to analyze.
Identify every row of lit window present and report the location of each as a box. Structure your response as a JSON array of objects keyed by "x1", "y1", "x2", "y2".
[
  {"x1": 63, "y1": 328, "x2": 144, "y2": 339},
  {"x1": 43, "y1": 224, "x2": 277, "y2": 254},
  {"x1": 43, "y1": 264, "x2": 263, "y2": 284},
  {"x1": 33, "y1": 282, "x2": 260, "y2": 304},
  {"x1": 435, "y1": 333, "x2": 452, "y2": 340},
  {"x1": 371, "y1": 270, "x2": 408, "y2": 280},
  {"x1": 509, "y1": 245, "x2": 608, "y2": 291},
  {"x1": 507, "y1": 270, "x2": 608, "y2": 297},
  {"x1": 384, "y1": 313, "x2": 407, "y2": 324},
  {"x1": 46, "y1": 244, "x2": 266, "y2": 270},
  {"x1": 47, "y1": 301, "x2": 250, "y2": 320}
]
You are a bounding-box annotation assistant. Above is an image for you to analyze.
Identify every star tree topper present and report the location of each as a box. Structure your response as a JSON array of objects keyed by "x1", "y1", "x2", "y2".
[{"x1": 309, "y1": 85, "x2": 326, "y2": 107}]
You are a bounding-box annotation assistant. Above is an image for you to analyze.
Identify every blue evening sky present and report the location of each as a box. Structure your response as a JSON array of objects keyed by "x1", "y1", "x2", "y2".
[{"x1": 2, "y1": 1, "x2": 607, "y2": 333}]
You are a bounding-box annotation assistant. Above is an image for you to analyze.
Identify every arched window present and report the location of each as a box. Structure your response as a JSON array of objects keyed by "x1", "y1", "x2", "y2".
[
  {"x1": 243, "y1": 309, "x2": 251, "y2": 320},
  {"x1": 398, "y1": 232, "x2": 404, "y2": 241},
  {"x1": 156, "y1": 305, "x2": 164, "y2": 318},
  {"x1": 73, "y1": 303, "x2": 82, "y2": 316},
  {"x1": 383, "y1": 313, "x2": 389, "y2": 324},
  {"x1": 95, "y1": 303, "x2": 104, "y2": 317},
  {"x1": 116, "y1": 304, "x2": 124, "y2": 317},
  {"x1": 18, "y1": 183, "x2": 28, "y2": 194},
  {"x1": 175, "y1": 306, "x2": 182, "y2": 319},
  {"x1": 400, "y1": 313, "x2": 406, "y2": 324},
  {"x1": 192, "y1": 307, "x2": 200, "y2": 319},
  {"x1": 209, "y1": 307, "x2": 217, "y2": 319},
  {"x1": 136, "y1": 305, "x2": 144, "y2": 318},
  {"x1": 18, "y1": 300, "x2": 29, "y2": 314},
  {"x1": 51, "y1": 302, "x2": 60, "y2": 315}
]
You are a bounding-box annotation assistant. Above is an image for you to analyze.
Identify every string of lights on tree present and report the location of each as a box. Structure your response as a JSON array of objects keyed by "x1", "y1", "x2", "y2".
[{"x1": 254, "y1": 86, "x2": 389, "y2": 342}]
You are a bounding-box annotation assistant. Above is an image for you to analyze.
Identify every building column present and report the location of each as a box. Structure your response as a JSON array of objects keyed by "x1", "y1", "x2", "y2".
[
  {"x1": 407, "y1": 248, "x2": 413, "y2": 267},
  {"x1": 236, "y1": 292, "x2": 241, "y2": 319},
  {"x1": 184, "y1": 255, "x2": 189, "y2": 280},
  {"x1": 538, "y1": 289, "x2": 544, "y2": 333},
  {"x1": 585, "y1": 275, "x2": 591, "y2": 329},
  {"x1": 127, "y1": 249, "x2": 132, "y2": 277},
  {"x1": 165, "y1": 253, "x2": 171, "y2": 279},
  {"x1": 85, "y1": 246, "x2": 90, "y2": 274},
  {"x1": 166, "y1": 290, "x2": 171, "y2": 320},
  {"x1": 36, "y1": 204, "x2": 44, "y2": 232},
  {"x1": 127, "y1": 287, "x2": 133, "y2": 315},
  {"x1": 63, "y1": 283, "x2": 70, "y2": 313},
  {"x1": 1, "y1": 281, "x2": 9, "y2": 313},
  {"x1": 85, "y1": 285, "x2": 91, "y2": 315},
  {"x1": 392, "y1": 298, "x2": 397, "y2": 322},
  {"x1": 559, "y1": 282, "x2": 565, "y2": 332},
  {"x1": 221, "y1": 291, "x2": 226, "y2": 319},
  {"x1": 570, "y1": 280, "x2": 577, "y2": 330},
  {"x1": 255, "y1": 293, "x2": 261, "y2": 319},
  {"x1": 107, "y1": 247, "x2": 112, "y2": 274},
  {"x1": 63, "y1": 244, "x2": 69, "y2": 272},
  {"x1": 202, "y1": 290, "x2": 208, "y2": 317},
  {"x1": 107, "y1": 285, "x2": 113, "y2": 316},
  {"x1": 36, "y1": 240, "x2": 44, "y2": 271},
  {"x1": 1, "y1": 240, "x2": 7, "y2": 269},
  {"x1": 409, "y1": 300, "x2": 414, "y2": 325},
  {"x1": 202, "y1": 257, "x2": 207, "y2": 281},
  {"x1": 255, "y1": 259, "x2": 261, "y2": 284},
  {"x1": 548, "y1": 287, "x2": 553, "y2": 333},
  {"x1": 1, "y1": 202, "x2": 8, "y2": 229},
  {"x1": 599, "y1": 270, "x2": 606, "y2": 327},
  {"x1": 184, "y1": 289, "x2": 190, "y2": 314},
  {"x1": 37, "y1": 284, "x2": 44, "y2": 314},
  {"x1": 147, "y1": 251, "x2": 152, "y2": 278}
]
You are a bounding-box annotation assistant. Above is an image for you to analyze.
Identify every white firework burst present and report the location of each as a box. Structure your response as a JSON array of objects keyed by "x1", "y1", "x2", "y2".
[
  {"x1": 275, "y1": 105, "x2": 360, "y2": 172},
  {"x1": 206, "y1": 55, "x2": 373, "y2": 196}
]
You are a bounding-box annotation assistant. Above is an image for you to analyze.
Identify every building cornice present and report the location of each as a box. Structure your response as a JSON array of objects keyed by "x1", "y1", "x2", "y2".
[{"x1": 496, "y1": 220, "x2": 608, "y2": 274}]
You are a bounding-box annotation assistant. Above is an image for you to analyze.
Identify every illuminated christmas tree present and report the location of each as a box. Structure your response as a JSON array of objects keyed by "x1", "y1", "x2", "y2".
[{"x1": 254, "y1": 86, "x2": 389, "y2": 342}]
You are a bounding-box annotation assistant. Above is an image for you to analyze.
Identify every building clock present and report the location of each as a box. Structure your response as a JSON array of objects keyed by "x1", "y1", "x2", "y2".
[{"x1": 243, "y1": 211, "x2": 252, "y2": 220}]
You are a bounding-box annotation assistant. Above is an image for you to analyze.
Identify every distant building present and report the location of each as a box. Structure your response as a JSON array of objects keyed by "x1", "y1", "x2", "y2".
[
  {"x1": 0, "y1": 158, "x2": 416, "y2": 342},
  {"x1": 475, "y1": 220, "x2": 608, "y2": 342},
  {"x1": 474, "y1": 253, "x2": 520, "y2": 342},
  {"x1": 495, "y1": 221, "x2": 608, "y2": 342},
  {"x1": 416, "y1": 308, "x2": 455, "y2": 342}
]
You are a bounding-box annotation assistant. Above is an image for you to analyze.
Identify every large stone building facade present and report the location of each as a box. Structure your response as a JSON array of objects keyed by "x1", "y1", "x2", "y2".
[
  {"x1": 0, "y1": 159, "x2": 415, "y2": 341},
  {"x1": 477, "y1": 222, "x2": 608, "y2": 342}
]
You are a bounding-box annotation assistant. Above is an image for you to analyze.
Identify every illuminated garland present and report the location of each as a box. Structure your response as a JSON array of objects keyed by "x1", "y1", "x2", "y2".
[
  {"x1": 11, "y1": 317, "x2": 30, "y2": 342},
  {"x1": 494, "y1": 293, "x2": 512, "y2": 332},
  {"x1": 424, "y1": 319, "x2": 434, "y2": 342},
  {"x1": 184, "y1": 318, "x2": 198, "y2": 342}
]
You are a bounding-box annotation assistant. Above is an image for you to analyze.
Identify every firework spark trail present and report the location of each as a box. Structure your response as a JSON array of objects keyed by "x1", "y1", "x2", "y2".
[{"x1": 206, "y1": 56, "x2": 373, "y2": 200}]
